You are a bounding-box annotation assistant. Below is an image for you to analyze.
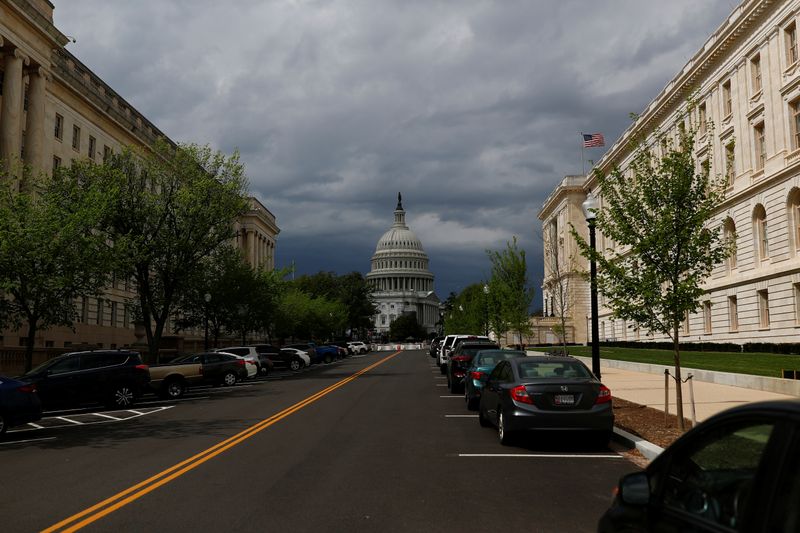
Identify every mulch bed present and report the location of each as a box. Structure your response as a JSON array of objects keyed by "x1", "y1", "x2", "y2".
[{"x1": 613, "y1": 398, "x2": 694, "y2": 449}]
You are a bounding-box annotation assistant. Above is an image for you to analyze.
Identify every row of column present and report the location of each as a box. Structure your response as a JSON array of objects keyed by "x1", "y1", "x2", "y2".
[
  {"x1": 245, "y1": 229, "x2": 275, "y2": 270},
  {"x1": 373, "y1": 277, "x2": 432, "y2": 292},
  {"x1": 1, "y1": 37, "x2": 49, "y2": 176}
]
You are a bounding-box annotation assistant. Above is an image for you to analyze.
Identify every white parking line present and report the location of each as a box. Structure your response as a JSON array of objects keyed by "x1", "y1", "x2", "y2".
[
  {"x1": 439, "y1": 395, "x2": 462, "y2": 398},
  {"x1": 27, "y1": 422, "x2": 44, "y2": 429},
  {"x1": 55, "y1": 416, "x2": 83, "y2": 425},
  {"x1": 93, "y1": 413, "x2": 122, "y2": 421},
  {"x1": 436, "y1": 384, "x2": 447, "y2": 387},
  {"x1": 127, "y1": 409, "x2": 145, "y2": 416},
  {"x1": 445, "y1": 414, "x2": 477, "y2": 418},
  {"x1": 457, "y1": 453, "x2": 621, "y2": 459},
  {"x1": 0, "y1": 436, "x2": 57, "y2": 445}
]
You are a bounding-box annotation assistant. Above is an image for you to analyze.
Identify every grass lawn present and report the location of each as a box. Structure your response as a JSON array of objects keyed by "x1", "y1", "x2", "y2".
[{"x1": 563, "y1": 345, "x2": 800, "y2": 378}]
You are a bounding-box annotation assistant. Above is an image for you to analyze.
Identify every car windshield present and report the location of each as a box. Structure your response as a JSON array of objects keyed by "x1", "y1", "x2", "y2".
[
  {"x1": 25, "y1": 356, "x2": 63, "y2": 375},
  {"x1": 459, "y1": 346, "x2": 496, "y2": 356},
  {"x1": 475, "y1": 351, "x2": 526, "y2": 366},
  {"x1": 516, "y1": 361, "x2": 591, "y2": 379}
]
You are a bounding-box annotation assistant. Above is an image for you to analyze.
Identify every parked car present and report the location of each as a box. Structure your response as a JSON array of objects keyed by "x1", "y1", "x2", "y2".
[
  {"x1": 445, "y1": 341, "x2": 499, "y2": 393},
  {"x1": 464, "y1": 349, "x2": 528, "y2": 410},
  {"x1": 215, "y1": 347, "x2": 266, "y2": 376},
  {"x1": 314, "y1": 344, "x2": 340, "y2": 364},
  {"x1": 429, "y1": 337, "x2": 444, "y2": 358},
  {"x1": 598, "y1": 400, "x2": 800, "y2": 533},
  {"x1": 252, "y1": 344, "x2": 307, "y2": 372},
  {"x1": 172, "y1": 352, "x2": 250, "y2": 386},
  {"x1": 285, "y1": 343, "x2": 318, "y2": 365},
  {"x1": 477, "y1": 356, "x2": 613, "y2": 445},
  {"x1": 0, "y1": 375, "x2": 42, "y2": 436},
  {"x1": 438, "y1": 334, "x2": 490, "y2": 374},
  {"x1": 330, "y1": 341, "x2": 352, "y2": 357},
  {"x1": 18, "y1": 350, "x2": 150, "y2": 409},
  {"x1": 149, "y1": 359, "x2": 204, "y2": 399},
  {"x1": 348, "y1": 341, "x2": 369, "y2": 355}
]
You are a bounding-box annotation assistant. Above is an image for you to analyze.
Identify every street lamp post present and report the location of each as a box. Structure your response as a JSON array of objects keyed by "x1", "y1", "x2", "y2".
[
  {"x1": 483, "y1": 284, "x2": 490, "y2": 337},
  {"x1": 203, "y1": 293, "x2": 212, "y2": 351},
  {"x1": 582, "y1": 191, "x2": 601, "y2": 379}
]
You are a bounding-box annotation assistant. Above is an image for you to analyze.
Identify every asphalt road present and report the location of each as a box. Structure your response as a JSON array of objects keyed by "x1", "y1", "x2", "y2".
[{"x1": 0, "y1": 350, "x2": 636, "y2": 532}]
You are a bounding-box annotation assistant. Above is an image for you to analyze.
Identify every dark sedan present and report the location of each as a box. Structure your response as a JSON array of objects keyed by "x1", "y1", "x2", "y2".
[
  {"x1": 477, "y1": 356, "x2": 613, "y2": 445},
  {"x1": 599, "y1": 400, "x2": 800, "y2": 533},
  {"x1": 0, "y1": 375, "x2": 42, "y2": 436},
  {"x1": 464, "y1": 349, "x2": 527, "y2": 410},
  {"x1": 172, "y1": 352, "x2": 249, "y2": 386},
  {"x1": 253, "y1": 345, "x2": 306, "y2": 372}
]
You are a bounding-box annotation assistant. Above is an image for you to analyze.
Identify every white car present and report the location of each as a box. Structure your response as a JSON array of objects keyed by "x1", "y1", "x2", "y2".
[
  {"x1": 347, "y1": 341, "x2": 369, "y2": 354},
  {"x1": 215, "y1": 347, "x2": 259, "y2": 378},
  {"x1": 280, "y1": 347, "x2": 311, "y2": 369},
  {"x1": 438, "y1": 334, "x2": 490, "y2": 373}
]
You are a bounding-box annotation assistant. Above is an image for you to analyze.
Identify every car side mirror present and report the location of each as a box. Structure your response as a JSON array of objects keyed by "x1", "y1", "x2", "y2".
[{"x1": 619, "y1": 472, "x2": 650, "y2": 506}]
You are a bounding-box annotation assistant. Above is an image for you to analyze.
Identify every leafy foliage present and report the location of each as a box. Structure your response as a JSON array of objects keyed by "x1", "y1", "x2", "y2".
[
  {"x1": 487, "y1": 236, "x2": 534, "y2": 344},
  {"x1": 389, "y1": 312, "x2": 426, "y2": 341}
]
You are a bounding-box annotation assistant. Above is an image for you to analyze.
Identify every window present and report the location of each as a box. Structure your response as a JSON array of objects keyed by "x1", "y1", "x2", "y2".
[
  {"x1": 54, "y1": 113, "x2": 63, "y2": 139},
  {"x1": 751, "y1": 54, "x2": 762, "y2": 94},
  {"x1": 703, "y1": 302, "x2": 712, "y2": 334},
  {"x1": 96, "y1": 298, "x2": 103, "y2": 325},
  {"x1": 111, "y1": 301, "x2": 118, "y2": 327},
  {"x1": 722, "y1": 81, "x2": 732, "y2": 117},
  {"x1": 723, "y1": 218, "x2": 737, "y2": 272},
  {"x1": 48, "y1": 356, "x2": 80, "y2": 375},
  {"x1": 52, "y1": 156, "x2": 61, "y2": 172},
  {"x1": 754, "y1": 123, "x2": 766, "y2": 171},
  {"x1": 729, "y1": 296, "x2": 738, "y2": 331},
  {"x1": 725, "y1": 141, "x2": 735, "y2": 184},
  {"x1": 790, "y1": 189, "x2": 800, "y2": 254},
  {"x1": 103, "y1": 145, "x2": 112, "y2": 161},
  {"x1": 72, "y1": 124, "x2": 80, "y2": 151},
  {"x1": 661, "y1": 421, "x2": 774, "y2": 530},
  {"x1": 698, "y1": 102, "x2": 707, "y2": 136},
  {"x1": 758, "y1": 289, "x2": 770, "y2": 328},
  {"x1": 792, "y1": 99, "x2": 800, "y2": 151},
  {"x1": 682, "y1": 312, "x2": 690, "y2": 335},
  {"x1": 753, "y1": 204, "x2": 769, "y2": 261},
  {"x1": 88, "y1": 135, "x2": 96, "y2": 160},
  {"x1": 787, "y1": 22, "x2": 798, "y2": 65}
]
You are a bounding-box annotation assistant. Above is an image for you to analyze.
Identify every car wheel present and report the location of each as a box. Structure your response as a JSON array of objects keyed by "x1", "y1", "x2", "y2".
[
  {"x1": 222, "y1": 371, "x2": 238, "y2": 387},
  {"x1": 478, "y1": 406, "x2": 491, "y2": 427},
  {"x1": 449, "y1": 377, "x2": 460, "y2": 394},
  {"x1": 0, "y1": 413, "x2": 6, "y2": 436},
  {"x1": 109, "y1": 385, "x2": 135, "y2": 408},
  {"x1": 361, "y1": 349, "x2": 367, "y2": 354},
  {"x1": 498, "y1": 410, "x2": 514, "y2": 446},
  {"x1": 289, "y1": 358, "x2": 302, "y2": 372},
  {"x1": 465, "y1": 389, "x2": 478, "y2": 411},
  {"x1": 324, "y1": 354, "x2": 333, "y2": 364},
  {"x1": 439, "y1": 364, "x2": 446, "y2": 375},
  {"x1": 163, "y1": 378, "x2": 185, "y2": 399}
]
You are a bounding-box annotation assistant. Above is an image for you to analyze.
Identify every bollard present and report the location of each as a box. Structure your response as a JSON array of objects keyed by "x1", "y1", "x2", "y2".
[
  {"x1": 664, "y1": 368, "x2": 670, "y2": 427},
  {"x1": 688, "y1": 374, "x2": 697, "y2": 426}
]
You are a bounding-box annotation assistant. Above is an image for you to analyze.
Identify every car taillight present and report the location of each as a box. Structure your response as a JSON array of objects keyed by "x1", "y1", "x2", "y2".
[
  {"x1": 470, "y1": 371, "x2": 486, "y2": 381},
  {"x1": 17, "y1": 384, "x2": 36, "y2": 393},
  {"x1": 595, "y1": 384, "x2": 612, "y2": 404},
  {"x1": 135, "y1": 364, "x2": 149, "y2": 371},
  {"x1": 452, "y1": 355, "x2": 469, "y2": 362},
  {"x1": 510, "y1": 385, "x2": 534, "y2": 405},
  {"x1": 236, "y1": 360, "x2": 246, "y2": 366}
]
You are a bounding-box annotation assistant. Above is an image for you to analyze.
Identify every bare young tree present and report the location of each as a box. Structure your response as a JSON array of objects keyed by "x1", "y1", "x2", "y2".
[{"x1": 541, "y1": 222, "x2": 578, "y2": 354}]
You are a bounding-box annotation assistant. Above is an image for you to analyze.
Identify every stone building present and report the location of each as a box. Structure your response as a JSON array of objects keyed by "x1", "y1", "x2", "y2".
[
  {"x1": 366, "y1": 194, "x2": 440, "y2": 335},
  {"x1": 0, "y1": 0, "x2": 278, "y2": 351},
  {"x1": 541, "y1": 0, "x2": 800, "y2": 346}
]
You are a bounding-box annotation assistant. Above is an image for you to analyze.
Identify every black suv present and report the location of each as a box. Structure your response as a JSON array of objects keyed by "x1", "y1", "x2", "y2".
[
  {"x1": 446, "y1": 341, "x2": 499, "y2": 393},
  {"x1": 20, "y1": 350, "x2": 150, "y2": 409},
  {"x1": 252, "y1": 345, "x2": 306, "y2": 372}
]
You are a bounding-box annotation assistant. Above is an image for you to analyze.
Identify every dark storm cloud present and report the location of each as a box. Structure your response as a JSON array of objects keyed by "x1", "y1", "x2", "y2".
[{"x1": 54, "y1": 0, "x2": 734, "y2": 301}]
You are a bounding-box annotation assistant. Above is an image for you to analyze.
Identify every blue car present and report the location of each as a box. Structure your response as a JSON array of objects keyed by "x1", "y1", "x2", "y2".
[
  {"x1": 0, "y1": 375, "x2": 42, "y2": 437},
  {"x1": 313, "y1": 344, "x2": 340, "y2": 364},
  {"x1": 464, "y1": 349, "x2": 527, "y2": 410}
]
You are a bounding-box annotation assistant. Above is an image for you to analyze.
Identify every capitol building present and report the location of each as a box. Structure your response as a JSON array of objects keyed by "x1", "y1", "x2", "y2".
[{"x1": 366, "y1": 194, "x2": 440, "y2": 335}]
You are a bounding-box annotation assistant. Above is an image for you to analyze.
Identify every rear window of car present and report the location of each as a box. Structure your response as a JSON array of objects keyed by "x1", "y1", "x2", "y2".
[
  {"x1": 255, "y1": 346, "x2": 279, "y2": 354},
  {"x1": 223, "y1": 348, "x2": 248, "y2": 356},
  {"x1": 476, "y1": 351, "x2": 526, "y2": 366},
  {"x1": 80, "y1": 352, "x2": 129, "y2": 369},
  {"x1": 516, "y1": 361, "x2": 591, "y2": 379}
]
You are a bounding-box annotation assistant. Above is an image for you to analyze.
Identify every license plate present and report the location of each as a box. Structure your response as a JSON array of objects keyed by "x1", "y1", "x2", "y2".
[{"x1": 554, "y1": 394, "x2": 574, "y2": 405}]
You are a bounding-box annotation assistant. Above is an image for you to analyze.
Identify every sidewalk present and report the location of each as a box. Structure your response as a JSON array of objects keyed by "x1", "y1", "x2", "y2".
[{"x1": 599, "y1": 365, "x2": 798, "y2": 422}]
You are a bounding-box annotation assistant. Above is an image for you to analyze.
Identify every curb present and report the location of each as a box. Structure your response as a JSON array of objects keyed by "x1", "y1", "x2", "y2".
[{"x1": 611, "y1": 427, "x2": 664, "y2": 461}]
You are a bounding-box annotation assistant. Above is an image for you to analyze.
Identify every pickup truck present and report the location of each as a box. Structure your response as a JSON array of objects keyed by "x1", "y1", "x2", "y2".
[{"x1": 149, "y1": 360, "x2": 204, "y2": 399}]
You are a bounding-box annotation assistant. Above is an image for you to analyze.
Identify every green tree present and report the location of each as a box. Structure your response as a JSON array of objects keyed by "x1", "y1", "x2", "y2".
[
  {"x1": 443, "y1": 283, "x2": 490, "y2": 335},
  {"x1": 96, "y1": 142, "x2": 249, "y2": 362},
  {"x1": 389, "y1": 312, "x2": 425, "y2": 341},
  {"x1": 572, "y1": 115, "x2": 732, "y2": 431},
  {"x1": 0, "y1": 165, "x2": 111, "y2": 371},
  {"x1": 293, "y1": 271, "x2": 375, "y2": 337},
  {"x1": 487, "y1": 237, "x2": 534, "y2": 346}
]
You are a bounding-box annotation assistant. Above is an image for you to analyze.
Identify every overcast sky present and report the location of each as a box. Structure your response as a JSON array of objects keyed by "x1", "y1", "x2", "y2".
[{"x1": 54, "y1": 1, "x2": 734, "y2": 306}]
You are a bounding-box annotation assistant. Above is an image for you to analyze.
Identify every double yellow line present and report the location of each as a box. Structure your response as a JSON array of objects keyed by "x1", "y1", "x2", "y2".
[{"x1": 43, "y1": 350, "x2": 403, "y2": 533}]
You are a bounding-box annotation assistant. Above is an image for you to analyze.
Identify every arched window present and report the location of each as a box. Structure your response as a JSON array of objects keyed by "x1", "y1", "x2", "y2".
[
  {"x1": 788, "y1": 188, "x2": 800, "y2": 255},
  {"x1": 753, "y1": 204, "x2": 769, "y2": 262},
  {"x1": 723, "y1": 217, "x2": 737, "y2": 272}
]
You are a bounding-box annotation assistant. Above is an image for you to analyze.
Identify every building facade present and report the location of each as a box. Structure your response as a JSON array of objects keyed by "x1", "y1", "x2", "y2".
[
  {"x1": 0, "y1": 0, "x2": 278, "y2": 351},
  {"x1": 366, "y1": 194, "x2": 440, "y2": 335},
  {"x1": 541, "y1": 0, "x2": 800, "y2": 346}
]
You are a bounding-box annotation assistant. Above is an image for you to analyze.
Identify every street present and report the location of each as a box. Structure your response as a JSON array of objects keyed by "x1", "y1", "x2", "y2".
[{"x1": 1, "y1": 350, "x2": 636, "y2": 532}]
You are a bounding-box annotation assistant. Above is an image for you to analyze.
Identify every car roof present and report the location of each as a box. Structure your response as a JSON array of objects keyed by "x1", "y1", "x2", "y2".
[{"x1": 507, "y1": 356, "x2": 581, "y2": 365}]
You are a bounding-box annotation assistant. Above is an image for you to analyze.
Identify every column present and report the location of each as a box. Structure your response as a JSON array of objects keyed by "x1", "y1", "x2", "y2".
[
  {"x1": 1, "y1": 48, "x2": 29, "y2": 175},
  {"x1": 248, "y1": 230, "x2": 256, "y2": 266},
  {"x1": 24, "y1": 66, "x2": 47, "y2": 171}
]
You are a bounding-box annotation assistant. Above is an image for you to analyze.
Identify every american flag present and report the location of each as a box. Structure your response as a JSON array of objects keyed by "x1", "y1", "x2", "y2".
[{"x1": 582, "y1": 133, "x2": 605, "y2": 148}]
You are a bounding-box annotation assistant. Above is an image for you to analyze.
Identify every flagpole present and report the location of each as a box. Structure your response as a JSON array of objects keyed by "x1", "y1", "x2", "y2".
[{"x1": 580, "y1": 132, "x2": 586, "y2": 176}]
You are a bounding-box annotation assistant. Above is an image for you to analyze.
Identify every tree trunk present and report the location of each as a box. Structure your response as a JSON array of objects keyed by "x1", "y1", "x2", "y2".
[
  {"x1": 672, "y1": 325, "x2": 685, "y2": 431},
  {"x1": 23, "y1": 317, "x2": 37, "y2": 373}
]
